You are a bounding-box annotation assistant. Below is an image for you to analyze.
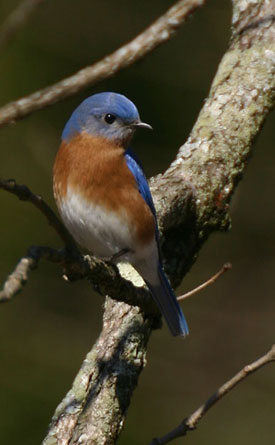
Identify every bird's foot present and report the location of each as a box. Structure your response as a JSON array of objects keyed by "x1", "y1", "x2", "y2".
[{"x1": 103, "y1": 248, "x2": 133, "y2": 263}]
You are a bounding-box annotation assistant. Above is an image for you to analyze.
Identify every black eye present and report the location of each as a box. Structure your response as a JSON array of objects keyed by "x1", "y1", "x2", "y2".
[{"x1": 104, "y1": 114, "x2": 116, "y2": 124}]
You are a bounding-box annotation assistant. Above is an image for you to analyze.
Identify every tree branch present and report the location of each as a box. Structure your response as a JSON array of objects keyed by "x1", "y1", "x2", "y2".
[
  {"x1": 177, "y1": 262, "x2": 232, "y2": 301},
  {"x1": 0, "y1": 178, "x2": 76, "y2": 249},
  {"x1": 0, "y1": 179, "x2": 159, "y2": 312},
  {"x1": 0, "y1": 244, "x2": 91, "y2": 303},
  {"x1": 149, "y1": 0, "x2": 275, "y2": 285},
  {"x1": 0, "y1": 241, "x2": 159, "y2": 316},
  {"x1": 0, "y1": 0, "x2": 205, "y2": 128},
  {"x1": 42, "y1": 295, "x2": 154, "y2": 445},
  {"x1": 0, "y1": 255, "x2": 36, "y2": 302},
  {"x1": 151, "y1": 345, "x2": 275, "y2": 444}
]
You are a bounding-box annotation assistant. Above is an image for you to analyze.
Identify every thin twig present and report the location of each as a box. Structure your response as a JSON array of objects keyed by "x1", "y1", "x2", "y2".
[
  {"x1": 0, "y1": 178, "x2": 76, "y2": 249},
  {"x1": 0, "y1": 245, "x2": 158, "y2": 314},
  {"x1": 0, "y1": 0, "x2": 205, "y2": 128},
  {"x1": 151, "y1": 344, "x2": 275, "y2": 445},
  {"x1": 0, "y1": 0, "x2": 45, "y2": 50},
  {"x1": 0, "y1": 246, "x2": 65, "y2": 302},
  {"x1": 0, "y1": 256, "x2": 35, "y2": 302},
  {"x1": 177, "y1": 262, "x2": 232, "y2": 301},
  {"x1": 0, "y1": 179, "x2": 159, "y2": 313}
]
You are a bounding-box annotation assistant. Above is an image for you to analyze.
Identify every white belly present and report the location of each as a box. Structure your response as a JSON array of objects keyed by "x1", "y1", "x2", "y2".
[
  {"x1": 58, "y1": 186, "x2": 135, "y2": 257},
  {"x1": 57, "y1": 186, "x2": 160, "y2": 285}
]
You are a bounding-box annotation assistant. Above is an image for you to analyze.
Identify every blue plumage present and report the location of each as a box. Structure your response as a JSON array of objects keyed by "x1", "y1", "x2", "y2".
[
  {"x1": 62, "y1": 92, "x2": 140, "y2": 142},
  {"x1": 125, "y1": 148, "x2": 189, "y2": 337},
  {"x1": 57, "y1": 92, "x2": 189, "y2": 337},
  {"x1": 125, "y1": 149, "x2": 157, "y2": 220}
]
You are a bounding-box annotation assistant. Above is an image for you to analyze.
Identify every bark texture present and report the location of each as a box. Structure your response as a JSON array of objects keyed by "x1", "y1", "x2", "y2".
[{"x1": 44, "y1": 299, "x2": 153, "y2": 445}]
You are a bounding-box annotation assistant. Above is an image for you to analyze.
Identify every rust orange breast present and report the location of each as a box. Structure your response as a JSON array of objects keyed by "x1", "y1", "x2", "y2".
[{"x1": 53, "y1": 133, "x2": 155, "y2": 245}]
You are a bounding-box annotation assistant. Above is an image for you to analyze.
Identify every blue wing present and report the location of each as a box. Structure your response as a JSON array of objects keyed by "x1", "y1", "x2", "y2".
[
  {"x1": 124, "y1": 149, "x2": 189, "y2": 337},
  {"x1": 124, "y1": 148, "x2": 157, "y2": 220},
  {"x1": 125, "y1": 148, "x2": 161, "y2": 251}
]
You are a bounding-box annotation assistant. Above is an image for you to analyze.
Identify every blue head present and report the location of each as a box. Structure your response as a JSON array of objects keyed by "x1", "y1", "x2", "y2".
[{"x1": 62, "y1": 92, "x2": 152, "y2": 146}]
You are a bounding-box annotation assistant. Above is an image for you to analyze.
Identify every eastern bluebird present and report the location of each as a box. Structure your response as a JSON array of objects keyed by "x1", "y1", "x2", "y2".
[{"x1": 53, "y1": 92, "x2": 189, "y2": 337}]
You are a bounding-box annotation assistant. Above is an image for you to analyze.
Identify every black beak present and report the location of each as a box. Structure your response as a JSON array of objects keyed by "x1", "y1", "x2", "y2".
[{"x1": 132, "y1": 121, "x2": 153, "y2": 130}]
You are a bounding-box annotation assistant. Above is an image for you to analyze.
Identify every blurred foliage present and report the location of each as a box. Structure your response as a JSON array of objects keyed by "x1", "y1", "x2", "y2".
[{"x1": 0, "y1": 1, "x2": 274, "y2": 444}]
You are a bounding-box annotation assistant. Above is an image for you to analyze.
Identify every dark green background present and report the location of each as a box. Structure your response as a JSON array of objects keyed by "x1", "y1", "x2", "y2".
[{"x1": 0, "y1": 1, "x2": 274, "y2": 444}]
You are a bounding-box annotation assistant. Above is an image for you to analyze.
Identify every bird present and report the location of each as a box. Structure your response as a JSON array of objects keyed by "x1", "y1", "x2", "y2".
[{"x1": 53, "y1": 92, "x2": 189, "y2": 337}]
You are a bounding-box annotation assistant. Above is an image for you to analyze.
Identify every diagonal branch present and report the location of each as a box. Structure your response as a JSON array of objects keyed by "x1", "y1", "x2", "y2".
[
  {"x1": 43, "y1": 295, "x2": 154, "y2": 445},
  {"x1": 0, "y1": 179, "x2": 157, "y2": 310},
  {"x1": 0, "y1": 246, "x2": 64, "y2": 302},
  {"x1": 177, "y1": 262, "x2": 232, "y2": 301},
  {"x1": 0, "y1": 241, "x2": 158, "y2": 314},
  {"x1": 0, "y1": 178, "x2": 76, "y2": 249},
  {"x1": 149, "y1": 0, "x2": 275, "y2": 285},
  {"x1": 151, "y1": 345, "x2": 275, "y2": 444},
  {"x1": 0, "y1": 0, "x2": 205, "y2": 128}
]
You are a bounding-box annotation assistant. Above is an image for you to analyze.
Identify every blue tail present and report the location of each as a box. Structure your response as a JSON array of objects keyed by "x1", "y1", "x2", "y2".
[{"x1": 146, "y1": 265, "x2": 189, "y2": 337}]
